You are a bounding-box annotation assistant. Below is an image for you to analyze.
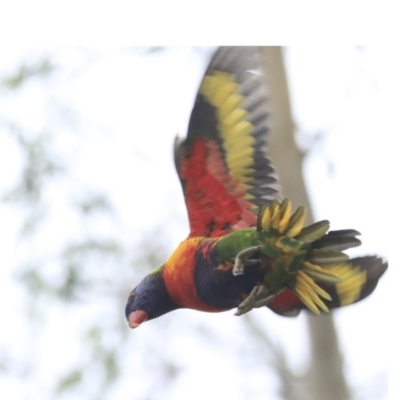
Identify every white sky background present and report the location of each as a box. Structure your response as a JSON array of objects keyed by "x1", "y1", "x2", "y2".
[{"x1": 0, "y1": 47, "x2": 396, "y2": 399}]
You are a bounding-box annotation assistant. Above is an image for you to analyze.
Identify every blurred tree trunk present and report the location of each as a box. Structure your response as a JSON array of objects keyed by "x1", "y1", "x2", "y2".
[{"x1": 261, "y1": 46, "x2": 350, "y2": 400}]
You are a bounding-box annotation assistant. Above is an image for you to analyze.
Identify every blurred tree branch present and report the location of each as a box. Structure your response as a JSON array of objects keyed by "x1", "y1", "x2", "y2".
[{"x1": 261, "y1": 46, "x2": 350, "y2": 400}]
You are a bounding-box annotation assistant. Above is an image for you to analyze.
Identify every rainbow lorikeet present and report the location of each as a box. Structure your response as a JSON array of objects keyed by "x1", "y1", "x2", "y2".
[{"x1": 125, "y1": 47, "x2": 387, "y2": 328}]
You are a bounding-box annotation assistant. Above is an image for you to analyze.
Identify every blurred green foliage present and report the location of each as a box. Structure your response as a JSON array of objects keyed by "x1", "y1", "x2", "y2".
[{"x1": 2, "y1": 58, "x2": 55, "y2": 89}]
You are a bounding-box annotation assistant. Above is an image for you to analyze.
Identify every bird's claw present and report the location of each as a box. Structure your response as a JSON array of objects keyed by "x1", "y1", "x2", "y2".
[
  {"x1": 232, "y1": 245, "x2": 263, "y2": 276},
  {"x1": 235, "y1": 285, "x2": 276, "y2": 316}
]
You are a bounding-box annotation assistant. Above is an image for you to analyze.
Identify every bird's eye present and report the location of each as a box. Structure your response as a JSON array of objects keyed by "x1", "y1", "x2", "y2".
[{"x1": 128, "y1": 292, "x2": 135, "y2": 301}]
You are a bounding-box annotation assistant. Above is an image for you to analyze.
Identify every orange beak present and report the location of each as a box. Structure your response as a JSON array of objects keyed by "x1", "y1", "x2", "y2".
[{"x1": 128, "y1": 310, "x2": 148, "y2": 329}]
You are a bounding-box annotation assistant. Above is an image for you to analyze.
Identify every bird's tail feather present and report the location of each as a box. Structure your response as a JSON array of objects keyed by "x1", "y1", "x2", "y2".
[{"x1": 256, "y1": 200, "x2": 387, "y2": 315}]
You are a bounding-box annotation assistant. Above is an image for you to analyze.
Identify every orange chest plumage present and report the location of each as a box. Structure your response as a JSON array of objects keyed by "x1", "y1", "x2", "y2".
[{"x1": 162, "y1": 238, "x2": 226, "y2": 312}]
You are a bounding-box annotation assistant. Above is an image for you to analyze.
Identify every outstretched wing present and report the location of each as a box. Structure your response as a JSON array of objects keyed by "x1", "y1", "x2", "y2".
[{"x1": 175, "y1": 47, "x2": 281, "y2": 238}]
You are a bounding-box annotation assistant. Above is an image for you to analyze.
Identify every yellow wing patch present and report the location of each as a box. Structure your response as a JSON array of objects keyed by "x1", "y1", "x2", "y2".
[{"x1": 200, "y1": 72, "x2": 256, "y2": 188}]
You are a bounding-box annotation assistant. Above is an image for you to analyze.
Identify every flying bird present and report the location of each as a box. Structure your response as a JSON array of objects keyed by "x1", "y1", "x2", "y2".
[{"x1": 125, "y1": 47, "x2": 387, "y2": 328}]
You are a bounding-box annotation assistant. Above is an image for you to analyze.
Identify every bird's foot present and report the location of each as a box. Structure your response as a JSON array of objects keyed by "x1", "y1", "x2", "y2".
[
  {"x1": 235, "y1": 284, "x2": 276, "y2": 316},
  {"x1": 232, "y1": 245, "x2": 263, "y2": 276}
]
